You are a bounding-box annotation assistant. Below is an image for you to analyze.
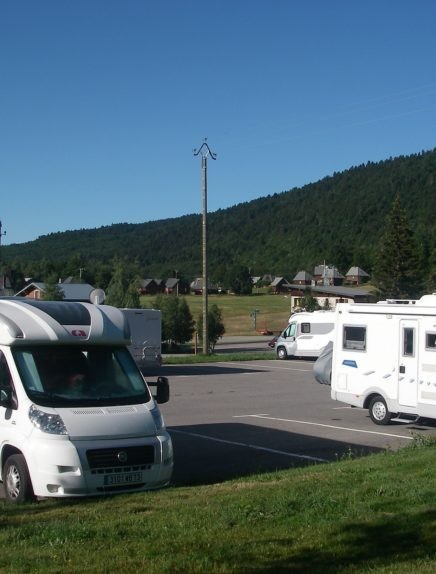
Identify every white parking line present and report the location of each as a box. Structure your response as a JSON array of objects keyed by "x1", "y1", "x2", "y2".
[
  {"x1": 233, "y1": 414, "x2": 414, "y2": 440},
  {"x1": 169, "y1": 428, "x2": 328, "y2": 462}
]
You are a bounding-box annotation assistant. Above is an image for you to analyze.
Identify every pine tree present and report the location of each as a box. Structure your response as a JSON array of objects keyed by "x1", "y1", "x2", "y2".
[
  {"x1": 42, "y1": 274, "x2": 65, "y2": 301},
  {"x1": 105, "y1": 263, "x2": 128, "y2": 307},
  {"x1": 373, "y1": 196, "x2": 423, "y2": 298}
]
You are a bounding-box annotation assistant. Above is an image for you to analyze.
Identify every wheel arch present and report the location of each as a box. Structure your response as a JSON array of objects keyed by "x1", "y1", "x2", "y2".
[
  {"x1": 363, "y1": 392, "x2": 384, "y2": 410},
  {"x1": 0, "y1": 445, "x2": 24, "y2": 480}
]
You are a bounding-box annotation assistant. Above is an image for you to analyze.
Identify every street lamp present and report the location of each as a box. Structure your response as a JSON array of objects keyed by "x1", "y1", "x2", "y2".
[{"x1": 193, "y1": 140, "x2": 216, "y2": 355}]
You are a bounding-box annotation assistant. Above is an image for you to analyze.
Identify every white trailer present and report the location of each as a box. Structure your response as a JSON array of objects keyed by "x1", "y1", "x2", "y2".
[
  {"x1": 329, "y1": 294, "x2": 436, "y2": 425},
  {"x1": 121, "y1": 308, "x2": 162, "y2": 370},
  {"x1": 0, "y1": 298, "x2": 173, "y2": 502},
  {"x1": 275, "y1": 310, "x2": 334, "y2": 359}
]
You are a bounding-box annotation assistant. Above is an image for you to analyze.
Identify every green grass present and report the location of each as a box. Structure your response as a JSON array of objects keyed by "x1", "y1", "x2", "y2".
[
  {"x1": 163, "y1": 351, "x2": 276, "y2": 364},
  {"x1": 1, "y1": 441, "x2": 435, "y2": 573},
  {"x1": 140, "y1": 293, "x2": 292, "y2": 336}
]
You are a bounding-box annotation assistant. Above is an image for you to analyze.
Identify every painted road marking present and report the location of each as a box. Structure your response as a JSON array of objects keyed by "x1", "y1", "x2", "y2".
[
  {"x1": 168, "y1": 428, "x2": 328, "y2": 462},
  {"x1": 233, "y1": 414, "x2": 414, "y2": 440}
]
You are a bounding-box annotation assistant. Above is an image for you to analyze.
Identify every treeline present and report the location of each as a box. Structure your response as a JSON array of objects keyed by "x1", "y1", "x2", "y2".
[{"x1": 1, "y1": 149, "x2": 435, "y2": 294}]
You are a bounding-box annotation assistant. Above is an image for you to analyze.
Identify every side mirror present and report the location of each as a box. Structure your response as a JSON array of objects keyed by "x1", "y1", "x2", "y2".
[
  {"x1": 0, "y1": 388, "x2": 18, "y2": 410},
  {"x1": 155, "y1": 376, "x2": 170, "y2": 404}
]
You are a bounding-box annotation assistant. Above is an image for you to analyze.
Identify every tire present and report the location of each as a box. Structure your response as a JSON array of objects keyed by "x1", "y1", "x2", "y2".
[
  {"x1": 369, "y1": 395, "x2": 393, "y2": 426},
  {"x1": 3, "y1": 454, "x2": 34, "y2": 503},
  {"x1": 277, "y1": 346, "x2": 288, "y2": 360}
]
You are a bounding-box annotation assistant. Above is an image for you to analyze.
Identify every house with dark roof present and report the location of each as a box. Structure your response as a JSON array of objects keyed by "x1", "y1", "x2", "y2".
[
  {"x1": 138, "y1": 279, "x2": 163, "y2": 295},
  {"x1": 165, "y1": 278, "x2": 180, "y2": 295},
  {"x1": 292, "y1": 270, "x2": 313, "y2": 285},
  {"x1": 313, "y1": 265, "x2": 344, "y2": 286},
  {"x1": 270, "y1": 277, "x2": 292, "y2": 294},
  {"x1": 190, "y1": 278, "x2": 220, "y2": 295},
  {"x1": 345, "y1": 266, "x2": 370, "y2": 285}
]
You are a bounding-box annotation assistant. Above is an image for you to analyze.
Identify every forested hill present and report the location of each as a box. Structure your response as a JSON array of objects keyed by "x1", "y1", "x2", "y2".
[{"x1": 3, "y1": 149, "x2": 436, "y2": 279}]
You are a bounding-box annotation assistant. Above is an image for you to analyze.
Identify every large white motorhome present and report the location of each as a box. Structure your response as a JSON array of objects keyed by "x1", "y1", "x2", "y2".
[
  {"x1": 327, "y1": 294, "x2": 436, "y2": 425},
  {"x1": 274, "y1": 311, "x2": 334, "y2": 359},
  {"x1": 121, "y1": 308, "x2": 162, "y2": 370},
  {"x1": 0, "y1": 298, "x2": 173, "y2": 503}
]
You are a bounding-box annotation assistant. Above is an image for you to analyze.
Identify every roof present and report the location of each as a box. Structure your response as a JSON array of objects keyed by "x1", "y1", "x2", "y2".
[
  {"x1": 0, "y1": 299, "x2": 128, "y2": 346},
  {"x1": 15, "y1": 282, "x2": 96, "y2": 302},
  {"x1": 293, "y1": 271, "x2": 313, "y2": 281},
  {"x1": 288, "y1": 284, "x2": 373, "y2": 299},
  {"x1": 346, "y1": 266, "x2": 370, "y2": 277},
  {"x1": 271, "y1": 277, "x2": 291, "y2": 287},
  {"x1": 313, "y1": 265, "x2": 344, "y2": 279},
  {"x1": 165, "y1": 278, "x2": 179, "y2": 289},
  {"x1": 190, "y1": 278, "x2": 219, "y2": 290}
]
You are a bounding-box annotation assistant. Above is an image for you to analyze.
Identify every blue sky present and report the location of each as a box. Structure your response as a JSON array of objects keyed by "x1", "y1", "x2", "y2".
[{"x1": 1, "y1": 0, "x2": 435, "y2": 245}]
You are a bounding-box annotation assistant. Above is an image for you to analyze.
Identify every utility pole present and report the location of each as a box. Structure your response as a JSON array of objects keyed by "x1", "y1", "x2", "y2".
[
  {"x1": 0, "y1": 221, "x2": 6, "y2": 247},
  {"x1": 193, "y1": 139, "x2": 216, "y2": 355},
  {"x1": 0, "y1": 221, "x2": 6, "y2": 262}
]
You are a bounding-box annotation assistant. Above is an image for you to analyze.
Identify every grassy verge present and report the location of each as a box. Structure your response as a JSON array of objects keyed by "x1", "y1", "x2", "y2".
[
  {"x1": 163, "y1": 351, "x2": 276, "y2": 364},
  {"x1": 1, "y1": 441, "x2": 435, "y2": 573},
  {"x1": 140, "y1": 293, "x2": 291, "y2": 336}
]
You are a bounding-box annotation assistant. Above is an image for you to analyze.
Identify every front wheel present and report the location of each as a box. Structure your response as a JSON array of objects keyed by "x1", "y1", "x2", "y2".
[
  {"x1": 276, "y1": 346, "x2": 288, "y2": 360},
  {"x1": 369, "y1": 395, "x2": 393, "y2": 425},
  {"x1": 3, "y1": 454, "x2": 35, "y2": 503}
]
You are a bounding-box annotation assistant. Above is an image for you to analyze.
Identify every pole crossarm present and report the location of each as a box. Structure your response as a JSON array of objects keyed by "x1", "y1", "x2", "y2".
[{"x1": 193, "y1": 139, "x2": 217, "y2": 161}]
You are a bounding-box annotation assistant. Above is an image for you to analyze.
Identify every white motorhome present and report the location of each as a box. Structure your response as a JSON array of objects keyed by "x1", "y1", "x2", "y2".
[
  {"x1": 0, "y1": 298, "x2": 173, "y2": 503},
  {"x1": 328, "y1": 294, "x2": 436, "y2": 425},
  {"x1": 121, "y1": 308, "x2": 162, "y2": 370},
  {"x1": 275, "y1": 311, "x2": 334, "y2": 359}
]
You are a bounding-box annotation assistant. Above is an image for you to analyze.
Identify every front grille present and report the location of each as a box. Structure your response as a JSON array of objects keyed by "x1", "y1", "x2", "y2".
[{"x1": 86, "y1": 446, "x2": 155, "y2": 470}]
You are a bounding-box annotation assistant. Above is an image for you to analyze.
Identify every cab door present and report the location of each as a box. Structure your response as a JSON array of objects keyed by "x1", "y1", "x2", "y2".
[
  {"x1": 283, "y1": 322, "x2": 297, "y2": 355},
  {"x1": 398, "y1": 320, "x2": 418, "y2": 408}
]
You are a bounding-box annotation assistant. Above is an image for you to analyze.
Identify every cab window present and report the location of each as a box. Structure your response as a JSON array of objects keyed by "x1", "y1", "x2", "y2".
[
  {"x1": 284, "y1": 323, "x2": 296, "y2": 338},
  {"x1": 0, "y1": 351, "x2": 17, "y2": 408}
]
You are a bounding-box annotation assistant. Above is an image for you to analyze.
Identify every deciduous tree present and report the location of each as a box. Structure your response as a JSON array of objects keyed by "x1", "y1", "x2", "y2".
[{"x1": 197, "y1": 304, "x2": 226, "y2": 353}]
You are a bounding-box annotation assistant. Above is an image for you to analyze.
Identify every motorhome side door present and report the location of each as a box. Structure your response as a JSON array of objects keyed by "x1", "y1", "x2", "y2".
[{"x1": 398, "y1": 320, "x2": 418, "y2": 408}]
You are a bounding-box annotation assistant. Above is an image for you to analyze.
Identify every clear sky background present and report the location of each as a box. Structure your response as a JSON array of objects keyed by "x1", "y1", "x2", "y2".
[{"x1": 1, "y1": 0, "x2": 435, "y2": 245}]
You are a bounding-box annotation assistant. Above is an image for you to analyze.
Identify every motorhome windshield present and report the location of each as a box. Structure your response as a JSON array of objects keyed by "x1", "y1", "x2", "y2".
[{"x1": 13, "y1": 345, "x2": 152, "y2": 408}]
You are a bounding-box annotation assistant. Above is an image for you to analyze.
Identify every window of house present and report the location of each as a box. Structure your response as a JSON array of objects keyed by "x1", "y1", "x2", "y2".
[
  {"x1": 426, "y1": 332, "x2": 436, "y2": 350},
  {"x1": 343, "y1": 325, "x2": 366, "y2": 350}
]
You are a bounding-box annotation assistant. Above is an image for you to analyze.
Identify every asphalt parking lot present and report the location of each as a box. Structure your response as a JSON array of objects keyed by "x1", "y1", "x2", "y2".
[{"x1": 157, "y1": 359, "x2": 436, "y2": 487}]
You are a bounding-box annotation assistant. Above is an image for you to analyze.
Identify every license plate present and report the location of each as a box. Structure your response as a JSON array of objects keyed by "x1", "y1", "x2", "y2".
[{"x1": 104, "y1": 472, "x2": 142, "y2": 486}]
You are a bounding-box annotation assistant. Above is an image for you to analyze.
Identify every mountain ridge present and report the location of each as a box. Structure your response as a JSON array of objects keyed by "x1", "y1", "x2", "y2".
[{"x1": 3, "y1": 149, "x2": 435, "y2": 279}]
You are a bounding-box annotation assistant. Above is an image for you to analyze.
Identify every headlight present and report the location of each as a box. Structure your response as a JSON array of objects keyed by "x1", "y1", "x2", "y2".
[
  {"x1": 150, "y1": 405, "x2": 165, "y2": 433},
  {"x1": 29, "y1": 405, "x2": 68, "y2": 435}
]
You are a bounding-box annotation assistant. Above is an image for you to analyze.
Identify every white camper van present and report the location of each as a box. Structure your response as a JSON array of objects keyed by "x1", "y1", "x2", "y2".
[
  {"x1": 0, "y1": 299, "x2": 173, "y2": 503},
  {"x1": 328, "y1": 294, "x2": 436, "y2": 425},
  {"x1": 122, "y1": 308, "x2": 162, "y2": 370},
  {"x1": 275, "y1": 311, "x2": 334, "y2": 360}
]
